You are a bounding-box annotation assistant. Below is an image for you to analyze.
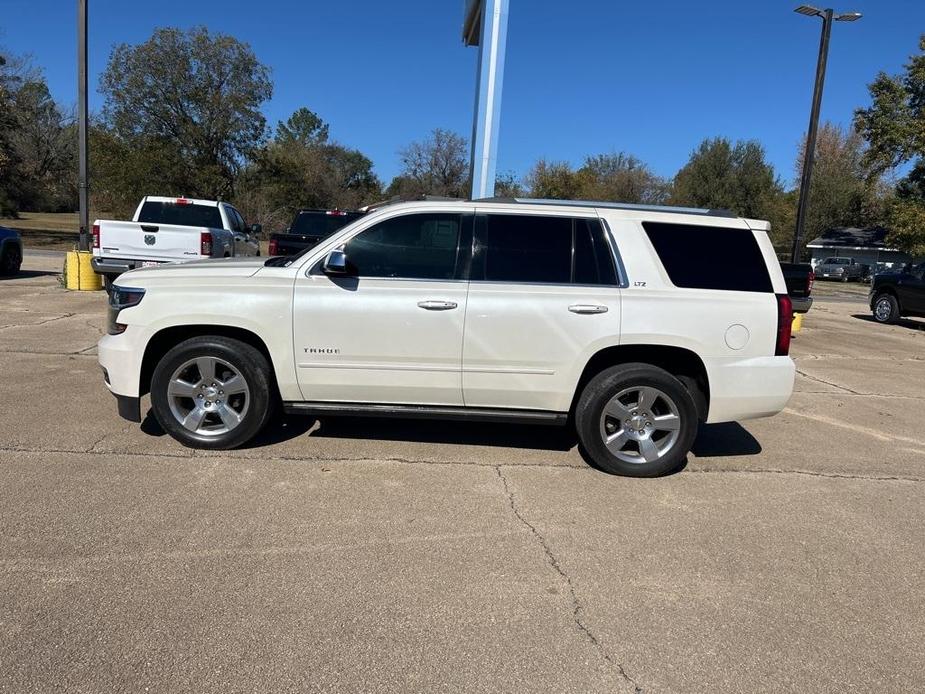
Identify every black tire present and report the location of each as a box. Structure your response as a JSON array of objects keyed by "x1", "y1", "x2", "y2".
[
  {"x1": 0, "y1": 243, "x2": 22, "y2": 276},
  {"x1": 103, "y1": 275, "x2": 115, "y2": 294},
  {"x1": 575, "y1": 363, "x2": 699, "y2": 477},
  {"x1": 150, "y1": 336, "x2": 275, "y2": 449},
  {"x1": 872, "y1": 293, "x2": 900, "y2": 324}
]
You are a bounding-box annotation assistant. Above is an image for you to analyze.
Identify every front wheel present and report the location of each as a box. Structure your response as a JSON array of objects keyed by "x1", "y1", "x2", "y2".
[
  {"x1": 150, "y1": 336, "x2": 274, "y2": 449},
  {"x1": 872, "y1": 293, "x2": 900, "y2": 324},
  {"x1": 575, "y1": 363, "x2": 699, "y2": 477}
]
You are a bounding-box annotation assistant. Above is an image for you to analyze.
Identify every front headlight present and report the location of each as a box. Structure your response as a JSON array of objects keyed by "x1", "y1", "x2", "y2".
[{"x1": 107, "y1": 286, "x2": 145, "y2": 335}]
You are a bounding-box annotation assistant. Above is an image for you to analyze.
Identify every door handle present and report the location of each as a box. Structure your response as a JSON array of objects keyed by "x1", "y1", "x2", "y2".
[
  {"x1": 417, "y1": 300, "x2": 458, "y2": 311},
  {"x1": 569, "y1": 304, "x2": 609, "y2": 314}
]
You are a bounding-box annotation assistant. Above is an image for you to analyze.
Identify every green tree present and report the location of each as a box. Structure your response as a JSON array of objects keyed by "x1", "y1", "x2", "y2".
[
  {"x1": 854, "y1": 34, "x2": 925, "y2": 254},
  {"x1": 794, "y1": 123, "x2": 885, "y2": 245},
  {"x1": 235, "y1": 109, "x2": 380, "y2": 229},
  {"x1": 525, "y1": 160, "x2": 583, "y2": 199},
  {"x1": 276, "y1": 107, "x2": 329, "y2": 147},
  {"x1": 577, "y1": 152, "x2": 669, "y2": 204},
  {"x1": 99, "y1": 26, "x2": 272, "y2": 199},
  {"x1": 670, "y1": 137, "x2": 789, "y2": 240}
]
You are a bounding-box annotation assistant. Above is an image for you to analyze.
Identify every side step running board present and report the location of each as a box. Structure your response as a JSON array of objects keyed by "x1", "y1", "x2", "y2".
[{"x1": 282, "y1": 401, "x2": 568, "y2": 426}]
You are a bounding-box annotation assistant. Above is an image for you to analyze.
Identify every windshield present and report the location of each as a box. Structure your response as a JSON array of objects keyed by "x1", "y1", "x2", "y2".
[
  {"x1": 290, "y1": 211, "x2": 363, "y2": 238},
  {"x1": 138, "y1": 201, "x2": 223, "y2": 229}
]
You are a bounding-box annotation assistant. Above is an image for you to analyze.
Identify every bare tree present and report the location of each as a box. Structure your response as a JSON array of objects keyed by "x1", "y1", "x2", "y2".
[{"x1": 396, "y1": 129, "x2": 469, "y2": 198}]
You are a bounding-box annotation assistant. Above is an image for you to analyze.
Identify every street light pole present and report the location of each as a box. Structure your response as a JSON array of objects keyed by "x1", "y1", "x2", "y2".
[
  {"x1": 77, "y1": 0, "x2": 90, "y2": 252},
  {"x1": 790, "y1": 5, "x2": 861, "y2": 263}
]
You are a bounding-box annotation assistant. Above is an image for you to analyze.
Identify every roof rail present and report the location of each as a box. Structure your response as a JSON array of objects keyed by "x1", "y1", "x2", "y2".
[
  {"x1": 473, "y1": 197, "x2": 737, "y2": 218},
  {"x1": 358, "y1": 194, "x2": 466, "y2": 214}
]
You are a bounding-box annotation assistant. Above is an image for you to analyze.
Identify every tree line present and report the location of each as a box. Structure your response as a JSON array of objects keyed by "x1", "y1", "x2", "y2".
[{"x1": 1, "y1": 27, "x2": 924, "y2": 256}]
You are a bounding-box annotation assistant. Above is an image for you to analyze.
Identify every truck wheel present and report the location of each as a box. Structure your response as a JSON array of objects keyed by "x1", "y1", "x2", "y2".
[
  {"x1": 872, "y1": 294, "x2": 900, "y2": 324},
  {"x1": 103, "y1": 275, "x2": 114, "y2": 294},
  {"x1": 0, "y1": 244, "x2": 22, "y2": 276},
  {"x1": 575, "y1": 363, "x2": 698, "y2": 477},
  {"x1": 150, "y1": 336, "x2": 274, "y2": 449}
]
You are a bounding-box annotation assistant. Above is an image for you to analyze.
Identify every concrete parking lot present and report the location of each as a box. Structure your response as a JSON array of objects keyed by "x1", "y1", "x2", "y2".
[{"x1": 1, "y1": 252, "x2": 923, "y2": 693}]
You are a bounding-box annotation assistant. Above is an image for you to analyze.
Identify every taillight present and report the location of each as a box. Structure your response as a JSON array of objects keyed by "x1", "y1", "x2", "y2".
[
  {"x1": 807, "y1": 271, "x2": 815, "y2": 294},
  {"x1": 268, "y1": 238, "x2": 279, "y2": 256},
  {"x1": 200, "y1": 231, "x2": 212, "y2": 256},
  {"x1": 176, "y1": 198, "x2": 190, "y2": 205},
  {"x1": 92, "y1": 223, "x2": 100, "y2": 249},
  {"x1": 776, "y1": 293, "x2": 793, "y2": 356}
]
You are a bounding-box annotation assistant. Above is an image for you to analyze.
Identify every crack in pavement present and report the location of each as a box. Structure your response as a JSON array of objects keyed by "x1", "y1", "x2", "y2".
[
  {"x1": 0, "y1": 444, "x2": 922, "y2": 482},
  {"x1": 795, "y1": 369, "x2": 865, "y2": 395},
  {"x1": 494, "y1": 465, "x2": 643, "y2": 693},
  {"x1": 0, "y1": 312, "x2": 76, "y2": 331}
]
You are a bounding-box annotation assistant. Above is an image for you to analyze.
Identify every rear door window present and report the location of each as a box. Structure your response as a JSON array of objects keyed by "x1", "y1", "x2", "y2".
[
  {"x1": 642, "y1": 221, "x2": 773, "y2": 293},
  {"x1": 477, "y1": 214, "x2": 619, "y2": 285},
  {"x1": 138, "y1": 201, "x2": 223, "y2": 229}
]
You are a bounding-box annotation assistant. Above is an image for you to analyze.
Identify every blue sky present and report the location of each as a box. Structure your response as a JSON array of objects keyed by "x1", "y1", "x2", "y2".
[{"x1": 2, "y1": 0, "x2": 923, "y2": 186}]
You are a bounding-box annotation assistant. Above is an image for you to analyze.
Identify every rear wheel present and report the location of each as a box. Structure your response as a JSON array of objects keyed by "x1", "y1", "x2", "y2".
[
  {"x1": 150, "y1": 336, "x2": 274, "y2": 449},
  {"x1": 575, "y1": 363, "x2": 699, "y2": 477},
  {"x1": 872, "y1": 293, "x2": 900, "y2": 324},
  {"x1": 0, "y1": 244, "x2": 22, "y2": 276}
]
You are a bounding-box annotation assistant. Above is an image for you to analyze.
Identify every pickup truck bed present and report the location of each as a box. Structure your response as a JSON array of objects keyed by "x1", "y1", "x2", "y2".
[{"x1": 268, "y1": 209, "x2": 363, "y2": 257}]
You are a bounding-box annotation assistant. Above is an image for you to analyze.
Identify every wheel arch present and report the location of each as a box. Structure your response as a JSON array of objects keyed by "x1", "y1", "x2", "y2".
[
  {"x1": 140, "y1": 324, "x2": 276, "y2": 397},
  {"x1": 570, "y1": 344, "x2": 710, "y2": 421}
]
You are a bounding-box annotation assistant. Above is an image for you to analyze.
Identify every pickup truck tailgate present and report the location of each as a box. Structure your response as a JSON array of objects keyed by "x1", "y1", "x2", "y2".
[{"x1": 98, "y1": 221, "x2": 205, "y2": 261}]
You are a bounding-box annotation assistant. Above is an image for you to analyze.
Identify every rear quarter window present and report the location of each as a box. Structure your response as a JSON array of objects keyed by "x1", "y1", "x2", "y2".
[{"x1": 642, "y1": 221, "x2": 773, "y2": 293}]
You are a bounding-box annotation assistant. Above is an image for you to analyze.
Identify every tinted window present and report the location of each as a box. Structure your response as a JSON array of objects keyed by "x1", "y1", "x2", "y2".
[
  {"x1": 484, "y1": 215, "x2": 572, "y2": 283},
  {"x1": 643, "y1": 222, "x2": 773, "y2": 293},
  {"x1": 344, "y1": 213, "x2": 462, "y2": 280},
  {"x1": 291, "y1": 211, "x2": 363, "y2": 238},
  {"x1": 138, "y1": 201, "x2": 223, "y2": 229},
  {"x1": 574, "y1": 219, "x2": 618, "y2": 285},
  {"x1": 480, "y1": 215, "x2": 618, "y2": 285}
]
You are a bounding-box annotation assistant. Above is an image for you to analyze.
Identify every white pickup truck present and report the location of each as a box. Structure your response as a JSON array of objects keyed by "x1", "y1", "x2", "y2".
[{"x1": 91, "y1": 196, "x2": 261, "y2": 289}]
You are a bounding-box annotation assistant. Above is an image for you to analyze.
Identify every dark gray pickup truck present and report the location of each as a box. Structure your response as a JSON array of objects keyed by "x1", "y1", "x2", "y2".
[
  {"x1": 780, "y1": 262, "x2": 814, "y2": 314},
  {"x1": 267, "y1": 209, "x2": 364, "y2": 257}
]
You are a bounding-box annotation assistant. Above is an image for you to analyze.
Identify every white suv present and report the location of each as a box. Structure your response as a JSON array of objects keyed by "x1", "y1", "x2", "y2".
[{"x1": 98, "y1": 199, "x2": 795, "y2": 477}]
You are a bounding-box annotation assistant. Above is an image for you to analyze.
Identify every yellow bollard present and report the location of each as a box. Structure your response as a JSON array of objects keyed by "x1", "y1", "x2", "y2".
[
  {"x1": 65, "y1": 250, "x2": 103, "y2": 291},
  {"x1": 791, "y1": 312, "x2": 803, "y2": 334}
]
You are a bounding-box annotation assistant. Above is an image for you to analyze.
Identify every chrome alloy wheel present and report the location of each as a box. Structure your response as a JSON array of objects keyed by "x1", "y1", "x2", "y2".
[
  {"x1": 875, "y1": 297, "x2": 893, "y2": 322},
  {"x1": 598, "y1": 386, "x2": 682, "y2": 465},
  {"x1": 166, "y1": 356, "x2": 250, "y2": 436}
]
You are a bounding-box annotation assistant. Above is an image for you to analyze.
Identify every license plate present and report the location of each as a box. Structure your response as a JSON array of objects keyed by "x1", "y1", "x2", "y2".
[{"x1": 141, "y1": 261, "x2": 159, "y2": 268}]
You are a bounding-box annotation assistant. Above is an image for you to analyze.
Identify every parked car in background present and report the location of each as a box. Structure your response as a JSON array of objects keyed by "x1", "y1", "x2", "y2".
[
  {"x1": 779, "y1": 262, "x2": 814, "y2": 313},
  {"x1": 815, "y1": 256, "x2": 869, "y2": 282},
  {"x1": 98, "y1": 198, "x2": 795, "y2": 478},
  {"x1": 91, "y1": 196, "x2": 261, "y2": 290},
  {"x1": 0, "y1": 226, "x2": 23, "y2": 276},
  {"x1": 267, "y1": 209, "x2": 364, "y2": 256},
  {"x1": 869, "y1": 262, "x2": 925, "y2": 323}
]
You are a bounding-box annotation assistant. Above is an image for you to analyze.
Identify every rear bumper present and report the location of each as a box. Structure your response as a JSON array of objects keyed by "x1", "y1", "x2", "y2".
[
  {"x1": 791, "y1": 296, "x2": 813, "y2": 314},
  {"x1": 705, "y1": 356, "x2": 795, "y2": 424},
  {"x1": 91, "y1": 257, "x2": 168, "y2": 276}
]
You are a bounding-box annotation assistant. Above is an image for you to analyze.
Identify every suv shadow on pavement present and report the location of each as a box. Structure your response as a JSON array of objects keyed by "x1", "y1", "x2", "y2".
[
  {"x1": 852, "y1": 313, "x2": 925, "y2": 332},
  {"x1": 309, "y1": 416, "x2": 578, "y2": 452},
  {"x1": 141, "y1": 409, "x2": 317, "y2": 448}
]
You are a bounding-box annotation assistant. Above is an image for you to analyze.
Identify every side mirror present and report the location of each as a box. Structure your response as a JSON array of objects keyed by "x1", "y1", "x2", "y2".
[
  {"x1": 250, "y1": 223, "x2": 262, "y2": 235},
  {"x1": 323, "y1": 248, "x2": 348, "y2": 275}
]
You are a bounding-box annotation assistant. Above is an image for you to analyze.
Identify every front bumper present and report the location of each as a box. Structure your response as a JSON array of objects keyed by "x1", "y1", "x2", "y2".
[{"x1": 98, "y1": 329, "x2": 146, "y2": 421}]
